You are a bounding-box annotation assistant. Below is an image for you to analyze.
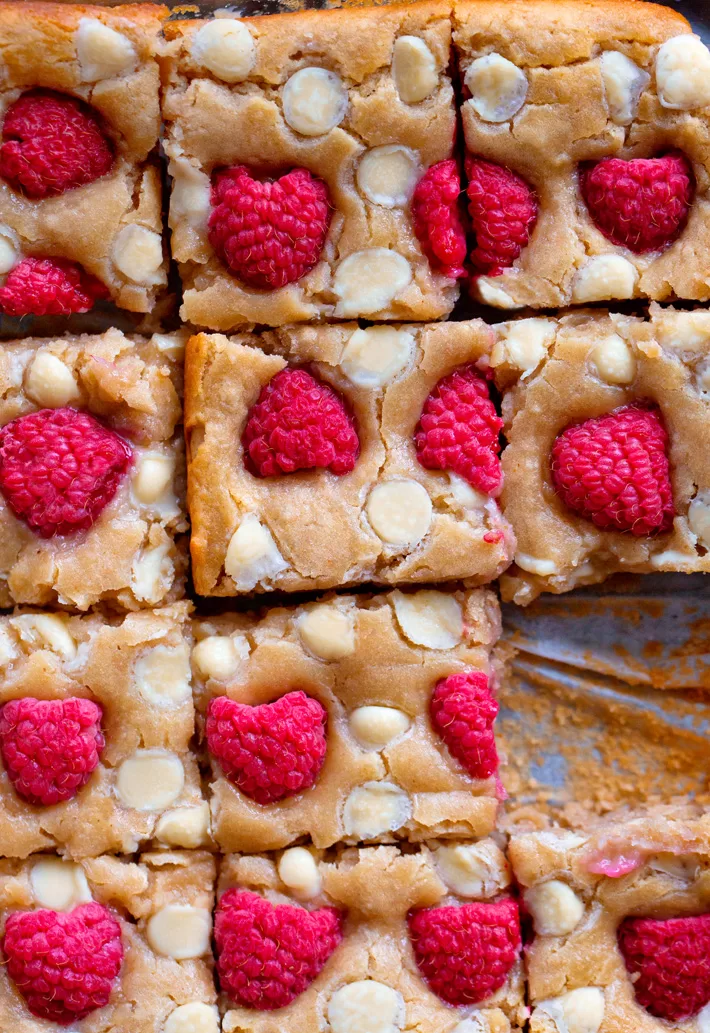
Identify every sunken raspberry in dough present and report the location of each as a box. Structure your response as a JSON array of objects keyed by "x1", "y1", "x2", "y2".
[{"x1": 192, "y1": 587, "x2": 503, "y2": 853}]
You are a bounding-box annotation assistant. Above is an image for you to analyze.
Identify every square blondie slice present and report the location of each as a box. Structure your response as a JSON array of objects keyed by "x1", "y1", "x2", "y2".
[
  {"x1": 510, "y1": 807, "x2": 710, "y2": 1033},
  {"x1": 0, "y1": 850, "x2": 217, "y2": 1033},
  {"x1": 186, "y1": 322, "x2": 513, "y2": 596},
  {"x1": 488, "y1": 308, "x2": 710, "y2": 605},
  {"x1": 162, "y1": 2, "x2": 459, "y2": 330},
  {"x1": 0, "y1": 603, "x2": 208, "y2": 859},
  {"x1": 0, "y1": 329, "x2": 188, "y2": 610},
  {"x1": 0, "y1": 3, "x2": 169, "y2": 317},
  {"x1": 218, "y1": 842, "x2": 526, "y2": 1033},
  {"x1": 192, "y1": 587, "x2": 503, "y2": 853},
  {"x1": 453, "y1": 0, "x2": 710, "y2": 310}
]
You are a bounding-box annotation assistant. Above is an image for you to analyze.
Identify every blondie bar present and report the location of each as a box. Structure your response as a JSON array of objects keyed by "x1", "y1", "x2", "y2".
[
  {"x1": 0, "y1": 850, "x2": 216, "y2": 1033},
  {"x1": 453, "y1": 0, "x2": 710, "y2": 309},
  {"x1": 0, "y1": 329, "x2": 188, "y2": 609},
  {"x1": 0, "y1": 3, "x2": 168, "y2": 317},
  {"x1": 217, "y1": 842, "x2": 525, "y2": 1033},
  {"x1": 192, "y1": 587, "x2": 503, "y2": 853},
  {"x1": 510, "y1": 806, "x2": 710, "y2": 1033},
  {"x1": 0, "y1": 603, "x2": 208, "y2": 859},
  {"x1": 490, "y1": 307, "x2": 710, "y2": 604},
  {"x1": 186, "y1": 322, "x2": 513, "y2": 596},
  {"x1": 161, "y1": 2, "x2": 459, "y2": 329}
]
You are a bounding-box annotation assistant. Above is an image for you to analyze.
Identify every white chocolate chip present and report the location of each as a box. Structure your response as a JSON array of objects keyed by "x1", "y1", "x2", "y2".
[
  {"x1": 0, "y1": 225, "x2": 19, "y2": 275},
  {"x1": 112, "y1": 225, "x2": 164, "y2": 285},
  {"x1": 165, "y1": 1003, "x2": 220, "y2": 1033},
  {"x1": 343, "y1": 782, "x2": 411, "y2": 839},
  {"x1": 366, "y1": 480, "x2": 432, "y2": 548},
  {"x1": 278, "y1": 847, "x2": 322, "y2": 900},
  {"x1": 225, "y1": 513, "x2": 288, "y2": 591},
  {"x1": 340, "y1": 326, "x2": 415, "y2": 387},
  {"x1": 465, "y1": 53, "x2": 528, "y2": 122},
  {"x1": 297, "y1": 605, "x2": 356, "y2": 661},
  {"x1": 131, "y1": 542, "x2": 173, "y2": 604},
  {"x1": 349, "y1": 706, "x2": 410, "y2": 750},
  {"x1": 600, "y1": 51, "x2": 649, "y2": 124},
  {"x1": 192, "y1": 635, "x2": 243, "y2": 681},
  {"x1": 327, "y1": 981, "x2": 405, "y2": 1033},
  {"x1": 494, "y1": 318, "x2": 555, "y2": 375},
  {"x1": 169, "y1": 157, "x2": 211, "y2": 228},
  {"x1": 156, "y1": 802, "x2": 211, "y2": 848},
  {"x1": 476, "y1": 278, "x2": 517, "y2": 308},
  {"x1": 152, "y1": 332, "x2": 188, "y2": 362},
  {"x1": 656, "y1": 34, "x2": 710, "y2": 110},
  {"x1": 135, "y1": 642, "x2": 191, "y2": 708},
  {"x1": 572, "y1": 256, "x2": 638, "y2": 303},
  {"x1": 689, "y1": 493, "x2": 710, "y2": 549},
  {"x1": 116, "y1": 750, "x2": 184, "y2": 811},
  {"x1": 434, "y1": 842, "x2": 511, "y2": 898},
  {"x1": 11, "y1": 614, "x2": 76, "y2": 660},
  {"x1": 30, "y1": 859, "x2": 91, "y2": 912},
  {"x1": 534, "y1": 988, "x2": 605, "y2": 1033},
  {"x1": 0, "y1": 626, "x2": 18, "y2": 666},
  {"x1": 133, "y1": 454, "x2": 175, "y2": 505},
  {"x1": 76, "y1": 18, "x2": 137, "y2": 82},
  {"x1": 391, "y1": 590, "x2": 463, "y2": 649},
  {"x1": 525, "y1": 881, "x2": 585, "y2": 936},
  {"x1": 515, "y1": 553, "x2": 559, "y2": 576},
  {"x1": 650, "y1": 547, "x2": 692, "y2": 569},
  {"x1": 282, "y1": 67, "x2": 348, "y2": 136},
  {"x1": 392, "y1": 36, "x2": 438, "y2": 104},
  {"x1": 451, "y1": 1020, "x2": 489, "y2": 1033},
  {"x1": 356, "y1": 146, "x2": 420, "y2": 208},
  {"x1": 191, "y1": 19, "x2": 255, "y2": 83},
  {"x1": 591, "y1": 333, "x2": 636, "y2": 385},
  {"x1": 147, "y1": 905, "x2": 212, "y2": 960},
  {"x1": 655, "y1": 309, "x2": 710, "y2": 352},
  {"x1": 333, "y1": 249, "x2": 412, "y2": 317},
  {"x1": 447, "y1": 474, "x2": 489, "y2": 510},
  {"x1": 26, "y1": 352, "x2": 81, "y2": 409},
  {"x1": 698, "y1": 1002, "x2": 710, "y2": 1033}
]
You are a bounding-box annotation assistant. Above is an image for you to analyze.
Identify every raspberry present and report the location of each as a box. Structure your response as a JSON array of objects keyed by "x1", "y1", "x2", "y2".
[
  {"x1": 242, "y1": 367, "x2": 359, "y2": 478},
  {"x1": 215, "y1": 889, "x2": 342, "y2": 1010},
  {"x1": 0, "y1": 90, "x2": 113, "y2": 200},
  {"x1": 465, "y1": 156, "x2": 538, "y2": 275},
  {"x1": 3, "y1": 902, "x2": 123, "y2": 1024},
  {"x1": 430, "y1": 671, "x2": 499, "y2": 780},
  {"x1": 206, "y1": 691, "x2": 328, "y2": 805},
  {"x1": 414, "y1": 365, "x2": 503, "y2": 495},
  {"x1": 617, "y1": 914, "x2": 710, "y2": 1021},
  {"x1": 0, "y1": 257, "x2": 108, "y2": 317},
  {"x1": 550, "y1": 402, "x2": 675, "y2": 535},
  {"x1": 412, "y1": 160, "x2": 467, "y2": 279},
  {"x1": 0, "y1": 407, "x2": 133, "y2": 539},
  {"x1": 0, "y1": 697, "x2": 104, "y2": 806},
  {"x1": 580, "y1": 151, "x2": 693, "y2": 253},
  {"x1": 208, "y1": 165, "x2": 331, "y2": 289},
  {"x1": 408, "y1": 898, "x2": 521, "y2": 1006}
]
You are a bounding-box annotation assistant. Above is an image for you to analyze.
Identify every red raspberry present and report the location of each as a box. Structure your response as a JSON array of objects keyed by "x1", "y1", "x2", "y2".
[
  {"x1": 0, "y1": 407, "x2": 133, "y2": 539},
  {"x1": 3, "y1": 902, "x2": 123, "y2": 1024},
  {"x1": 465, "y1": 156, "x2": 538, "y2": 275},
  {"x1": 0, "y1": 697, "x2": 104, "y2": 806},
  {"x1": 206, "y1": 691, "x2": 328, "y2": 805},
  {"x1": 580, "y1": 151, "x2": 693, "y2": 253},
  {"x1": 414, "y1": 365, "x2": 503, "y2": 495},
  {"x1": 550, "y1": 402, "x2": 675, "y2": 535},
  {"x1": 0, "y1": 90, "x2": 113, "y2": 200},
  {"x1": 208, "y1": 165, "x2": 331, "y2": 289},
  {"x1": 242, "y1": 367, "x2": 359, "y2": 478},
  {"x1": 618, "y1": 914, "x2": 710, "y2": 1021},
  {"x1": 0, "y1": 257, "x2": 108, "y2": 317},
  {"x1": 215, "y1": 889, "x2": 342, "y2": 1010},
  {"x1": 412, "y1": 160, "x2": 467, "y2": 279},
  {"x1": 430, "y1": 671, "x2": 499, "y2": 780},
  {"x1": 408, "y1": 898, "x2": 521, "y2": 1006}
]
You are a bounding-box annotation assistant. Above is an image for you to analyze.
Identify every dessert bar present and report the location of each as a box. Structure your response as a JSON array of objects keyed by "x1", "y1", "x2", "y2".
[
  {"x1": 0, "y1": 850, "x2": 217, "y2": 1033},
  {"x1": 185, "y1": 322, "x2": 513, "y2": 596},
  {"x1": 0, "y1": 603, "x2": 208, "y2": 859},
  {"x1": 162, "y1": 2, "x2": 459, "y2": 330},
  {"x1": 490, "y1": 308, "x2": 710, "y2": 604},
  {"x1": 0, "y1": 2, "x2": 168, "y2": 317},
  {"x1": 0, "y1": 329, "x2": 188, "y2": 610},
  {"x1": 454, "y1": 0, "x2": 710, "y2": 309},
  {"x1": 510, "y1": 807, "x2": 710, "y2": 1033},
  {"x1": 192, "y1": 587, "x2": 503, "y2": 852},
  {"x1": 217, "y1": 842, "x2": 526, "y2": 1033}
]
